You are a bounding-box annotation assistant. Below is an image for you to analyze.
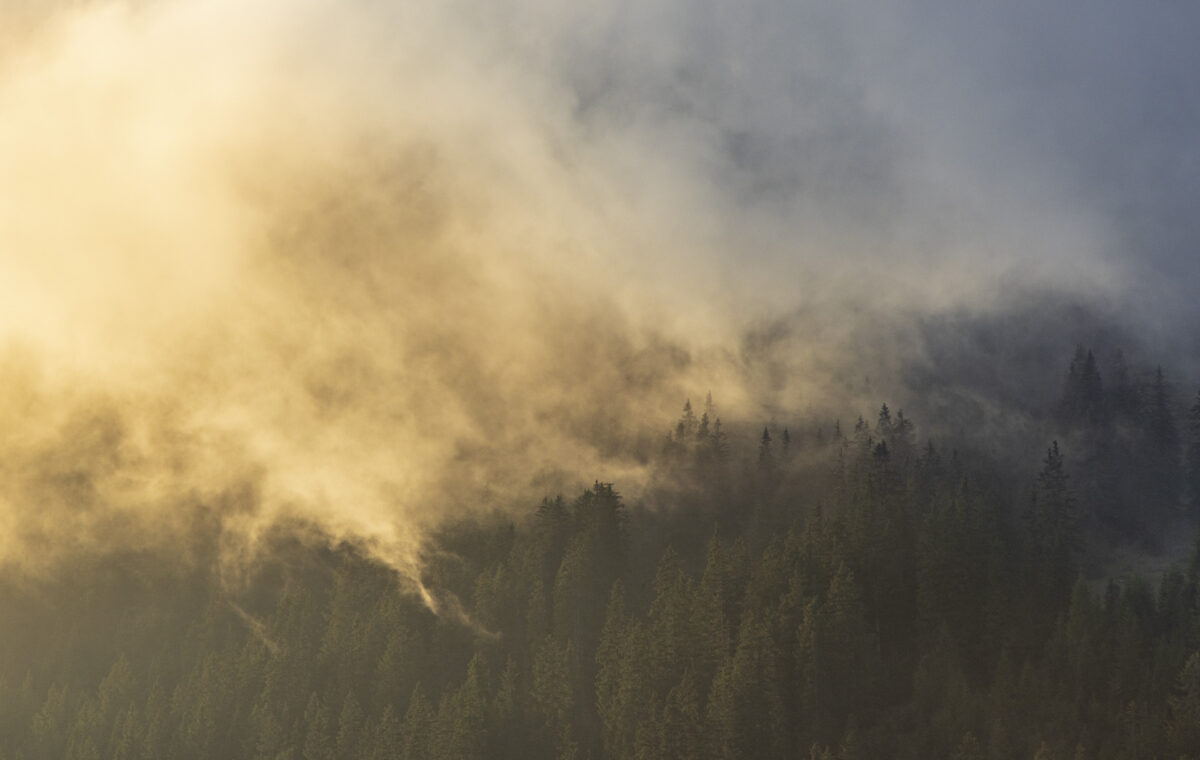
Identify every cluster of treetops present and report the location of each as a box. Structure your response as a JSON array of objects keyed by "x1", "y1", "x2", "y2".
[{"x1": 3, "y1": 345, "x2": 1200, "y2": 759}]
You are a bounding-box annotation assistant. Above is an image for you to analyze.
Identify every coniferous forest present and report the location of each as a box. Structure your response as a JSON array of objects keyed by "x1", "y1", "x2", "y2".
[
  {"x1": 3, "y1": 347, "x2": 1200, "y2": 760},
  {"x1": 8, "y1": 1, "x2": 1200, "y2": 758}
]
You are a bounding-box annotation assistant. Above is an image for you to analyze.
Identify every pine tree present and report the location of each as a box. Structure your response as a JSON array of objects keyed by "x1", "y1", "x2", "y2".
[
  {"x1": 711, "y1": 418, "x2": 729, "y2": 462},
  {"x1": 1109, "y1": 349, "x2": 1138, "y2": 418},
  {"x1": 724, "y1": 616, "x2": 785, "y2": 759},
  {"x1": 853, "y1": 417, "x2": 870, "y2": 453},
  {"x1": 877, "y1": 404, "x2": 893, "y2": 441},
  {"x1": 110, "y1": 705, "x2": 141, "y2": 760},
  {"x1": 660, "y1": 669, "x2": 702, "y2": 760},
  {"x1": 598, "y1": 622, "x2": 654, "y2": 760},
  {"x1": 1030, "y1": 441, "x2": 1080, "y2": 602},
  {"x1": 695, "y1": 538, "x2": 733, "y2": 688},
  {"x1": 531, "y1": 637, "x2": 575, "y2": 735},
  {"x1": 489, "y1": 658, "x2": 523, "y2": 759},
  {"x1": 432, "y1": 657, "x2": 488, "y2": 760},
  {"x1": 596, "y1": 584, "x2": 630, "y2": 758},
  {"x1": 891, "y1": 410, "x2": 916, "y2": 468},
  {"x1": 1080, "y1": 350, "x2": 1105, "y2": 425},
  {"x1": 29, "y1": 684, "x2": 71, "y2": 759},
  {"x1": 334, "y1": 692, "x2": 365, "y2": 760},
  {"x1": 798, "y1": 564, "x2": 879, "y2": 745},
  {"x1": 705, "y1": 655, "x2": 737, "y2": 760},
  {"x1": 677, "y1": 400, "x2": 698, "y2": 443},
  {"x1": 401, "y1": 685, "x2": 434, "y2": 760},
  {"x1": 1142, "y1": 367, "x2": 1182, "y2": 527},
  {"x1": 647, "y1": 547, "x2": 696, "y2": 696},
  {"x1": 759, "y1": 427, "x2": 774, "y2": 468},
  {"x1": 1187, "y1": 390, "x2": 1200, "y2": 515},
  {"x1": 371, "y1": 706, "x2": 404, "y2": 760},
  {"x1": 1060, "y1": 346, "x2": 1105, "y2": 427}
]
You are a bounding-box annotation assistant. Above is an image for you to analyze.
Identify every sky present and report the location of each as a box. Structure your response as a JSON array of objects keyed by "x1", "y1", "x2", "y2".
[{"x1": 1, "y1": 0, "x2": 1198, "y2": 582}]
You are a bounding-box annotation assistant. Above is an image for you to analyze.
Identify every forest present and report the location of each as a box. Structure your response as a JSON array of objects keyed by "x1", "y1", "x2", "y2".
[{"x1": 3, "y1": 345, "x2": 1200, "y2": 760}]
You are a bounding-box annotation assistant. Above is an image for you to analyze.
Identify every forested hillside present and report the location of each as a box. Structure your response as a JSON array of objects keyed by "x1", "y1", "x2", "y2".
[
  {"x1": 9, "y1": 0, "x2": 1200, "y2": 756},
  {"x1": 3, "y1": 347, "x2": 1200, "y2": 760}
]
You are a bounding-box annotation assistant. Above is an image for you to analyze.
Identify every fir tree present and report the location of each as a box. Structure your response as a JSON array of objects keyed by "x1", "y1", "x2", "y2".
[
  {"x1": 1187, "y1": 390, "x2": 1200, "y2": 514},
  {"x1": 759, "y1": 427, "x2": 773, "y2": 466},
  {"x1": 1060, "y1": 346, "x2": 1105, "y2": 427}
]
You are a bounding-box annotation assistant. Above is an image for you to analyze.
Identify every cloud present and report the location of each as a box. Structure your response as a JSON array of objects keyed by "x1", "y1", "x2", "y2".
[
  {"x1": 0, "y1": 0, "x2": 1194, "y2": 585},
  {"x1": 0, "y1": 0, "x2": 744, "y2": 580}
]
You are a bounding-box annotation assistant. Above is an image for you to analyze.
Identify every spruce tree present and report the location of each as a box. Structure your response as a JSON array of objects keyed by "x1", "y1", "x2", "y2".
[
  {"x1": 1060, "y1": 346, "x2": 1105, "y2": 427},
  {"x1": 1033, "y1": 441, "x2": 1080, "y2": 601},
  {"x1": 1142, "y1": 367, "x2": 1181, "y2": 526},
  {"x1": 1187, "y1": 390, "x2": 1200, "y2": 515},
  {"x1": 759, "y1": 427, "x2": 773, "y2": 467}
]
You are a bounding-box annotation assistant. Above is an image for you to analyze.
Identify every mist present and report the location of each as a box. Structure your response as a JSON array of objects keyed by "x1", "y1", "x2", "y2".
[{"x1": 2, "y1": 0, "x2": 1197, "y2": 586}]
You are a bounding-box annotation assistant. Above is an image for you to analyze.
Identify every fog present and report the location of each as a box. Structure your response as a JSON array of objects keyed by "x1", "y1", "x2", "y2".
[{"x1": 1, "y1": 0, "x2": 1196, "y2": 584}]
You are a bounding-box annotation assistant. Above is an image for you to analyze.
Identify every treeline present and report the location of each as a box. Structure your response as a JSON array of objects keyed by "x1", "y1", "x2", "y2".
[
  {"x1": 1054, "y1": 346, "x2": 1200, "y2": 544},
  {"x1": 1, "y1": 348, "x2": 1200, "y2": 758}
]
